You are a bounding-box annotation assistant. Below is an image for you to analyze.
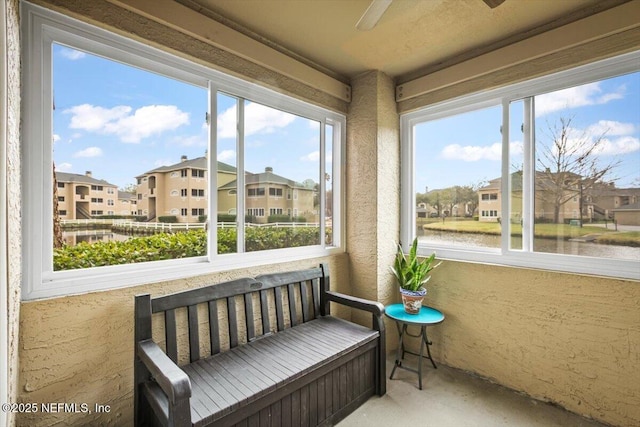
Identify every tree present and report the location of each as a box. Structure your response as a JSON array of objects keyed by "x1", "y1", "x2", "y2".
[
  {"x1": 537, "y1": 116, "x2": 619, "y2": 224},
  {"x1": 53, "y1": 163, "x2": 64, "y2": 248},
  {"x1": 119, "y1": 182, "x2": 138, "y2": 194}
]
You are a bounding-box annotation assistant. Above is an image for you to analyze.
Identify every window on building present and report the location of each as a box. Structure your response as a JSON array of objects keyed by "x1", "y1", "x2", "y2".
[
  {"x1": 59, "y1": 210, "x2": 67, "y2": 216},
  {"x1": 57, "y1": 182, "x2": 65, "y2": 188},
  {"x1": 107, "y1": 188, "x2": 115, "y2": 194},
  {"x1": 269, "y1": 188, "x2": 283, "y2": 197},
  {"x1": 401, "y1": 51, "x2": 640, "y2": 280},
  {"x1": 270, "y1": 208, "x2": 283, "y2": 216},
  {"x1": 191, "y1": 189, "x2": 205, "y2": 197},
  {"x1": 107, "y1": 200, "x2": 114, "y2": 206},
  {"x1": 58, "y1": 196, "x2": 65, "y2": 202},
  {"x1": 181, "y1": 208, "x2": 188, "y2": 216},
  {"x1": 22, "y1": 3, "x2": 344, "y2": 299}
]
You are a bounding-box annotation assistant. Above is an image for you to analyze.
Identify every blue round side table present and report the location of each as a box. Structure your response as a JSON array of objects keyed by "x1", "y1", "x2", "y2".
[{"x1": 385, "y1": 303, "x2": 445, "y2": 390}]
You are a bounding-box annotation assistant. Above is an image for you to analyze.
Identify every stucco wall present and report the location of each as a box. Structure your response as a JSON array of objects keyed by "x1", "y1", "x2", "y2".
[
  {"x1": 17, "y1": 254, "x2": 351, "y2": 426},
  {"x1": 5, "y1": 1, "x2": 21, "y2": 426},
  {"x1": 423, "y1": 261, "x2": 640, "y2": 427}
]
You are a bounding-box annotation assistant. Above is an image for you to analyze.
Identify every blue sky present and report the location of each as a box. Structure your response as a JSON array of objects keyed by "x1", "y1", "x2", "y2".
[
  {"x1": 53, "y1": 43, "x2": 638, "y2": 193},
  {"x1": 52, "y1": 44, "x2": 324, "y2": 189},
  {"x1": 416, "y1": 72, "x2": 639, "y2": 191}
]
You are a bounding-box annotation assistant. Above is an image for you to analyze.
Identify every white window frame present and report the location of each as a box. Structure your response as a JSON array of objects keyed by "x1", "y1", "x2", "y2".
[
  {"x1": 400, "y1": 50, "x2": 640, "y2": 281},
  {"x1": 21, "y1": 2, "x2": 345, "y2": 300}
]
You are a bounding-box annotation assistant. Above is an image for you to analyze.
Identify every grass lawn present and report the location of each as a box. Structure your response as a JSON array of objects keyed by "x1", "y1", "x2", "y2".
[{"x1": 423, "y1": 220, "x2": 640, "y2": 246}]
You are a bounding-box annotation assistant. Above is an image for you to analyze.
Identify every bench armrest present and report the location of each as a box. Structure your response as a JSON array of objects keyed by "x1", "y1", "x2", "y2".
[
  {"x1": 325, "y1": 291, "x2": 385, "y2": 317},
  {"x1": 137, "y1": 339, "x2": 192, "y2": 404}
]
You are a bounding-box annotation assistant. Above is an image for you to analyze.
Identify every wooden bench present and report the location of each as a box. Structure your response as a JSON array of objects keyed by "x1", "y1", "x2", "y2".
[{"x1": 134, "y1": 264, "x2": 386, "y2": 426}]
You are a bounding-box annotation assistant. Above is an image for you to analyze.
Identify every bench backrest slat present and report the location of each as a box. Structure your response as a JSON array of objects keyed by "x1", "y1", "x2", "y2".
[
  {"x1": 244, "y1": 293, "x2": 255, "y2": 342},
  {"x1": 187, "y1": 305, "x2": 200, "y2": 363},
  {"x1": 227, "y1": 296, "x2": 239, "y2": 349},
  {"x1": 208, "y1": 300, "x2": 220, "y2": 355},
  {"x1": 259, "y1": 289, "x2": 271, "y2": 335},
  {"x1": 274, "y1": 286, "x2": 285, "y2": 332},
  {"x1": 137, "y1": 264, "x2": 329, "y2": 365},
  {"x1": 165, "y1": 309, "x2": 178, "y2": 363}
]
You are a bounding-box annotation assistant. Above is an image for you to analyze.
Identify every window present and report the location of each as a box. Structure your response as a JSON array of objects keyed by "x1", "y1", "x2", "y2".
[
  {"x1": 181, "y1": 208, "x2": 188, "y2": 216},
  {"x1": 58, "y1": 196, "x2": 65, "y2": 202},
  {"x1": 57, "y1": 182, "x2": 64, "y2": 188},
  {"x1": 247, "y1": 187, "x2": 265, "y2": 197},
  {"x1": 247, "y1": 208, "x2": 265, "y2": 217},
  {"x1": 170, "y1": 172, "x2": 179, "y2": 178},
  {"x1": 59, "y1": 210, "x2": 67, "y2": 216},
  {"x1": 170, "y1": 190, "x2": 178, "y2": 196},
  {"x1": 107, "y1": 200, "x2": 114, "y2": 206},
  {"x1": 269, "y1": 188, "x2": 283, "y2": 197},
  {"x1": 270, "y1": 208, "x2": 283, "y2": 215},
  {"x1": 22, "y1": 3, "x2": 344, "y2": 299},
  {"x1": 401, "y1": 51, "x2": 639, "y2": 280},
  {"x1": 91, "y1": 198, "x2": 104, "y2": 203},
  {"x1": 107, "y1": 188, "x2": 115, "y2": 194},
  {"x1": 192, "y1": 189, "x2": 205, "y2": 197}
]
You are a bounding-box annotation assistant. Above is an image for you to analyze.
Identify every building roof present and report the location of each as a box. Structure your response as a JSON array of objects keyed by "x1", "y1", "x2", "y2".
[
  {"x1": 138, "y1": 156, "x2": 237, "y2": 176},
  {"x1": 55, "y1": 172, "x2": 116, "y2": 187},
  {"x1": 612, "y1": 202, "x2": 640, "y2": 212},
  {"x1": 118, "y1": 191, "x2": 135, "y2": 200},
  {"x1": 219, "y1": 167, "x2": 309, "y2": 190}
]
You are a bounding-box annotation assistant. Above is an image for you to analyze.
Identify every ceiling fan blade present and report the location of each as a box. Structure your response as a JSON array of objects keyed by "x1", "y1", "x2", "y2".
[
  {"x1": 482, "y1": 0, "x2": 506, "y2": 8},
  {"x1": 356, "y1": 0, "x2": 393, "y2": 31}
]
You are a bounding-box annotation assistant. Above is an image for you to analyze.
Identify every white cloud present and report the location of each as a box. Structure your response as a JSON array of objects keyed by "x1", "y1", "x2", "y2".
[
  {"x1": 535, "y1": 82, "x2": 625, "y2": 116},
  {"x1": 585, "y1": 120, "x2": 636, "y2": 137},
  {"x1": 218, "y1": 149, "x2": 236, "y2": 163},
  {"x1": 300, "y1": 151, "x2": 320, "y2": 162},
  {"x1": 73, "y1": 147, "x2": 103, "y2": 158},
  {"x1": 217, "y1": 102, "x2": 296, "y2": 138},
  {"x1": 64, "y1": 104, "x2": 190, "y2": 143},
  {"x1": 593, "y1": 136, "x2": 640, "y2": 156},
  {"x1": 440, "y1": 142, "x2": 523, "y2": 162},
  {"x1": 60, "y1": 48, "x2": 86, "y2": 60},
  {"x1": 55, "y1": 162, "x2": 73, "y2": 172},
  {"x1": 53, "y1": 134, "x2": 61, "y2": 143}
]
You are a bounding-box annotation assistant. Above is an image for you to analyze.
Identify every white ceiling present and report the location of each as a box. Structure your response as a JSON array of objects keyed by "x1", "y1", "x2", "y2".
[{"x1": 179, "y1": 0, "x2": 626, "y2": 82}]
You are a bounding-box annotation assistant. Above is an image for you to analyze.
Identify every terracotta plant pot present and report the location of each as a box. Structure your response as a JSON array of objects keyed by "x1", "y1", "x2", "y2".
[{"x1": 399, "y1": 287, "x2": 426, "y2": 314}]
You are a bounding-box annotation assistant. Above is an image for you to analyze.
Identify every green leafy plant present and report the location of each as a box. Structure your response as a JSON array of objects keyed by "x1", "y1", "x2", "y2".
[{"x1": 390, "y1": 238, "x2": 441, "y2": 292}]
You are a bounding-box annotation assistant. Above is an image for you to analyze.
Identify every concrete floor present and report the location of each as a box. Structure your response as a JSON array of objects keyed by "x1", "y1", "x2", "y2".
[{"x1": 339, "y1": 357, "x2": 607, "y2": 427}]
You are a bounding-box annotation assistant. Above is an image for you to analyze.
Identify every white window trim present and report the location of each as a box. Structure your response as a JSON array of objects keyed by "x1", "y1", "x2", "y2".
[
  {"x1": 21, "y1": 2, "x2": 345, "y2": 300},
  {"x1": 401, "y1": 50, "x2": 640, "y2": 281}
]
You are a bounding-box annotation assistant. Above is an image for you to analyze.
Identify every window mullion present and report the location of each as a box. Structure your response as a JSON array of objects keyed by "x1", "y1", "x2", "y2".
[
  {"x1": 208, "y1": 82, "x2": 217, "y2": 260},
  {"x1": 319, "y1": 121, "x2": 326, "y2": 246},
  {"x1": 236, "y1": 98, "x2": 245, "y2": 253},
  {"x1": 501, "y1": 100, "x2": 510, "y2": 253},
  {"x1": 522, "y1": 97, "x2": 535, "y2": 252}
]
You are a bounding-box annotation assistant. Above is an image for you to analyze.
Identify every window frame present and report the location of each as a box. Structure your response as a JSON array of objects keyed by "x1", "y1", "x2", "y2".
[
  {"x1": 400, "y1": 50, "x2": 640, "y2": 280},
  {"x1": 21, "y1": 2, "x2": 345, "y2": 300}
]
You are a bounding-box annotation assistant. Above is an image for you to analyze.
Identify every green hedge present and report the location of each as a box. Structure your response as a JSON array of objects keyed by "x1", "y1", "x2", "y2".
[
  {"x1": 158, "y1": 216, "x2": 178, "y2": 223},
  {"x1": 54, "y1": 227, "x2": 331, "y2": 271}
]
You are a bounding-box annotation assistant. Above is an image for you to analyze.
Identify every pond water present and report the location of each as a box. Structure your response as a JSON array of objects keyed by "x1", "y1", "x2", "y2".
[
  {"x1": 62, "y1": 230, "x2": 131, "y2": 246},
  {"x1": 419, "y1": 230, "x2": 640, "y2": 261}
]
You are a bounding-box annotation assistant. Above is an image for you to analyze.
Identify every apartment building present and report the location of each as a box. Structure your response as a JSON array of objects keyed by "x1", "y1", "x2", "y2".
[
  {"x1": 135, "y1": 155, "x2": 212, "y2": 222},
  {"x1": 117, "y1": 191, "x2": 137, "y2": 216},
  {"x1": 218, "y1": 167, "x2": 316, "y2": 223},
  {"x1": 55, "y1": 171, "x2": 119, "y2": 219},
  {"x1": 478, "y1": 172, "x2": 640, "y2": 224}
]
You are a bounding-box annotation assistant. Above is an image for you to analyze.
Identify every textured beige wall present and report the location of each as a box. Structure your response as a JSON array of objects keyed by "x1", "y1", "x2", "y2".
[
  {"x1": 423, "y1": 261, "x2": 640, "y2": 427},
  {"x1": 5, "y1": 0, "x2": 21, "y2": 425},
  {"x1": 346, "y1": 71, "x2": 400, "y2": 312},
  {"x1": 17, "y1": 254, "x2": 350, "y2": 426}
]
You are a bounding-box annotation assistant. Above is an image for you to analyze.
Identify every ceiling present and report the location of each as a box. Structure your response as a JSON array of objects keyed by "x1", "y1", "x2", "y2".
[{"x1": 178, "y1": 0, "x2": 626, "y2": 83}]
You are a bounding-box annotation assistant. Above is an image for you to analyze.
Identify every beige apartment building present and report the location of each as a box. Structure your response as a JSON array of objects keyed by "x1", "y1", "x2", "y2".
[
  {"x1": 117, "y1": 191, "x2": 137, "y2": 216},
  {"x1": 136, "y1": 155, "x2": 317, "y2": 224},
  {"x1": 135, "y1": 155, "x2": 212, "y2": 222},
  {"x1": 218, "y1": 167, "x2": 316, "y2": 223},
  {"x1": 55, "y1": 171, "x2": 119, "y2": 219},
  {"x1": 477, "y1": 172, "x2": 640, "y2": 224}
]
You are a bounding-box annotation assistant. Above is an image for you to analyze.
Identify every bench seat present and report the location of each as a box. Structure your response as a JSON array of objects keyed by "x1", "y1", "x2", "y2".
[{"x1": 185, "y1": 317, "x2": 379, "y2": 426}]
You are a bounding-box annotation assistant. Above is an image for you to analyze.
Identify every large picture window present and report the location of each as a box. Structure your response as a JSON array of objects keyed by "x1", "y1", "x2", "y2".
[
  {"x1": 22, "y1": 3, "x2": 344, "y2": 299},
  {"x1": 401, "y1": 51, "x2": 639, "y2": 280}
]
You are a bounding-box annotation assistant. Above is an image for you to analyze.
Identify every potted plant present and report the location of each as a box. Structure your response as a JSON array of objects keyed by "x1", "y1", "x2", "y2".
[{"x1": 390, "y1": 238, "x2": 441, "y2": 314}]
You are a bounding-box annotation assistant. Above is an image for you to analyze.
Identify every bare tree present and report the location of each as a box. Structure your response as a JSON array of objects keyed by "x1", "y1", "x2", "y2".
[{"x1": 537, "y1": 116, "x2": 619, "y2": 224}]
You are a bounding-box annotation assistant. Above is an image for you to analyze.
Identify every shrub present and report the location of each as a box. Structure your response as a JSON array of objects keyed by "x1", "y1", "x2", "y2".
[
  {"x1": 217, "y1": 214, "x2": 236, "y2": 222},
  {"x1": 198, "y1": 215, "x2": 208, "y2": 223},
  {"x1": 158, "y1": 216, "x2": 178, "y2": 223},
  {"x1": 53, "y1": 226, "x2": 324, "y2": 270},
  {"x1": 267, "y1": 214, "x2": 291, "y2": 223}
]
